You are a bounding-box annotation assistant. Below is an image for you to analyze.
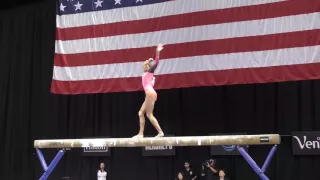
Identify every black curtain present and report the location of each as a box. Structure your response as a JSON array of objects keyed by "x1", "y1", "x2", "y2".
[{"x1": 1, "y1": 1, "x2": 320, "y2": 180}]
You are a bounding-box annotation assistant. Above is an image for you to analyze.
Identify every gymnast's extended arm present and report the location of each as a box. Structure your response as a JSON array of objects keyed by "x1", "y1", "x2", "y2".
[{"x1": 148, "y1": 44, "x2": 163, "y2": 73}]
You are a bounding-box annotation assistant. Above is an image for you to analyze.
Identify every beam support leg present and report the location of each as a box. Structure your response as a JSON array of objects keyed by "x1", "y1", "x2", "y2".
[
  {"x1": 36, "y1": 149, "x2": 48, "y2": 171},
  {"x1": 237, "y1": 145, "x2": 277, "y2": 180},
  {"x1": 261, "y1": 145, "x2": 277, "y2": 172},
  {"x1": 36, "y1": 149, "x2": 66, "y2": 180}
]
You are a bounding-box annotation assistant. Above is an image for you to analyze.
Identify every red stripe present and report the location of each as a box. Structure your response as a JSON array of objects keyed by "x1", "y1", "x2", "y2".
[
  {"x1": 51, "y1": 62, "x2": 320, "y2": 94},
  {"x1": 54, "y1": 30, "x2": 320, "y2": 67},
  {"x1": 56, "y1": 0, "x2": 319, "y2": 41}
]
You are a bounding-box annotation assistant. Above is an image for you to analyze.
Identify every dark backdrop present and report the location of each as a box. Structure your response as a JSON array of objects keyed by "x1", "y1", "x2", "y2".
[{"x1": 1, "y1": 0, "x2": 320, "y2": 180}]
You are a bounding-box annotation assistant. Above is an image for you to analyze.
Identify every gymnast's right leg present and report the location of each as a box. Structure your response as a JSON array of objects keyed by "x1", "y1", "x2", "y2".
[
  {"x1": 145, "y1": 97, "x2": 164, "y2": 138},
  {"x1": 132, "y1": 101, "x2": 146, "y2": 138}
]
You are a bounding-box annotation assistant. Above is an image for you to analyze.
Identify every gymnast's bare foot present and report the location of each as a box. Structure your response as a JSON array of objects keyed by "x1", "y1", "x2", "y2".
[
  {"x1": 132, "y1": 134, "x2": 144, "y2": 138},
  {"x1": 155, "y1": 132, "x2": 164, "y2": 138}
]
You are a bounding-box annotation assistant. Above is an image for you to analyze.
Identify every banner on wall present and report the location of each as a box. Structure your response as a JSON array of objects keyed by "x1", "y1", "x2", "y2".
[
  {"x1": 142, "y1": 135, "x2": 176, "y2": 156},
  {"x1": 81, "y1": 137, "x2": 111, "y2": 157},
  {"x1": 210, "y1": 133, "x2": 248, "y2": 156},
  {"x1": 292, "y1": 131, "x2": 320, "y2": 155},
  {"x1": 142, "y1": 145, "x2": 176, "y2": 156},
  {"x1": 82, "y1": 146, "x2": 111, "y2": 156}
]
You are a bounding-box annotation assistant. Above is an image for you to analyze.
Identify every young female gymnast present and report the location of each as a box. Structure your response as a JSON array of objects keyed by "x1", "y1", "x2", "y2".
[{"x1": 133, "y1": 44, "x2": 165, "y2": 138}]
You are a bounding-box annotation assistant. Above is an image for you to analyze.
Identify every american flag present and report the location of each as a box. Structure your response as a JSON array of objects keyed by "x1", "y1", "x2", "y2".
[{"x1": 52, "y1": 0, "x2": 320, "y2": 94}]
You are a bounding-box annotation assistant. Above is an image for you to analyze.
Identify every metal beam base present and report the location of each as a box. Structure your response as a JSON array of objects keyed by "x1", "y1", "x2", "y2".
[
  {"x1": 35, "y1": 144, "x2": 277, "y2": 180},
  {"x1": 237, "y1": 145, "x2": 277, "y2": 180}
]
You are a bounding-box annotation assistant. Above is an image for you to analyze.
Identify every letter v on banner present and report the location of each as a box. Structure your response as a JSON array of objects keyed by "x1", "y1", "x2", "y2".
[{"x1": 292, "y1": 131, "x2": 320, "y2": 155}]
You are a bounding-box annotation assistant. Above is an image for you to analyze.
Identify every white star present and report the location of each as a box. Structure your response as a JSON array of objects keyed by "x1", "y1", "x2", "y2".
[
  {"x1": 74, "y1": 1, "x2": 83, "y2": 11},
  {"x1": 114, "y1": 0, "x2": 121, "y2": 5},
  {"x1": 136, "y1": 0, "x2": 143, "y2": 2},
  {"x1": 60, "y1": 3, "x2": 66, "y2": 11},
  {"x1": 94, "y1": 0, "x2": 103, "y2": 8}
]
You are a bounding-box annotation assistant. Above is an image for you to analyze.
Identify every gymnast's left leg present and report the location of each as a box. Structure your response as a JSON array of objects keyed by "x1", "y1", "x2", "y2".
[
  {"x1": 145, "y1": 96, "x2": 164, "y2": 138},
  {"x1": 132, "y1": 101, "x2": 146, "y2": 138}
]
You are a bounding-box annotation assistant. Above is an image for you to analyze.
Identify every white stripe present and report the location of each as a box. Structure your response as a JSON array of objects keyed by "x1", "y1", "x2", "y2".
[
  {"x1": 53, "y1": 45, "x2": 320, "y2": 81},
  {"x1": 56, "y1": 0, "x2": 284, "y2": 28},
  {"x1": 55, "y1": 13, "x2": 320, "y2": 54}
]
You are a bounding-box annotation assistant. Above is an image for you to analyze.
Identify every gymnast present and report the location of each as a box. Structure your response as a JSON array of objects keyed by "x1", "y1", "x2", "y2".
[{"x1": 133, "y1": 44, "x2": 165, "y2": 138}]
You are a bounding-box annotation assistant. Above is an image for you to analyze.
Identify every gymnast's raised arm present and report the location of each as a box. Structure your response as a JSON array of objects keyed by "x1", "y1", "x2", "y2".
[{"x1": 148, "y1": 44, "x2": 163, "y2": 73}]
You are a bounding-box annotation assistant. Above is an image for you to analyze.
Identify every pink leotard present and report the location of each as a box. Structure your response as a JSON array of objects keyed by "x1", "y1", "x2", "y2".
[
  {"x1": 142, "y1": 54, "x2": 159, "y2": 97},
  {"x1": 142, "y1": 72, "x2": 155, "y2": 91}
]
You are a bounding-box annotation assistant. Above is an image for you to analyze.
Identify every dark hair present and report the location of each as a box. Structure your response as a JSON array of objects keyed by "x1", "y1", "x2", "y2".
[
  {"x1": 219, "y1": 169, "x2": 226, "y2": 174},
  {"x1": 176, "y1": 172, "x2": 183, "y2": 179},
  {"x1": 174, "y1": 172, "x2": 183, "y2": 180}
]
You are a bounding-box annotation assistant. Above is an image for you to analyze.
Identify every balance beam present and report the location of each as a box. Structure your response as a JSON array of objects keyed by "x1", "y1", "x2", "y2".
[
  {"x1": 34, "y1": 134, "x2": 280, "y2": 149},
  {"x1": 34, "y1": 134, "x2": 280, "y2": 180}
]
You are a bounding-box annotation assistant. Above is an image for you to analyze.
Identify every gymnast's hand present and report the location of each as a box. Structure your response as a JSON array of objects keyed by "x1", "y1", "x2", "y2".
[{"x1": 156, "y1": 44, "x2": 163, "y2": 52}]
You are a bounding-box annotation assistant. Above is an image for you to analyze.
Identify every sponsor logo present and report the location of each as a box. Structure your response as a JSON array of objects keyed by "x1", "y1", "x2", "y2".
[
  {"x1": 292, "y1": 131, "x2": 320, "y2": 155},
  {"x1": 293, "y1": 136, "x2": 320, "y2": 149},
  {"x1": 142, "y1": 135, "x2": 176, "y2": 156},
  {"x1": 142, "y1": 145, "x2": 175, "y2": 156},
  {"x1": 260, "y1": 137, "x2": 270, "y2": 143},
  {"x1": 145, "y1": 146, "x2": 173, "y2": 150},
  {"x1": 84, "y1": 146, "x2": 108, "y2": 152}
]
